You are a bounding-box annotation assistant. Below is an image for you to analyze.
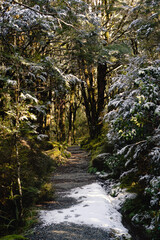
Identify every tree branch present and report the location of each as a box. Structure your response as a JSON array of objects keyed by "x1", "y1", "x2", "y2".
[
  {"x1": 13, "y1": 0, "x2": 45, "y2": 15},
  {"x1": 105, "y1": 62, "x2": 122, "y2": 75},
  {"x1": 12, "y1": 0, "x2": 77, "y2": 30}
]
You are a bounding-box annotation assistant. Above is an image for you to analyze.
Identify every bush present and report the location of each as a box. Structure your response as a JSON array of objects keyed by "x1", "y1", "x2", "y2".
[
  {"x1": 0, "y1": 136, "x2": 55, "y2": 234},
  {"x1": 103, "y1": 58, "x2": 160, "y2": 239},
  {"x1": 38, "y1": 183, "x2": 55, "y2": 202}
]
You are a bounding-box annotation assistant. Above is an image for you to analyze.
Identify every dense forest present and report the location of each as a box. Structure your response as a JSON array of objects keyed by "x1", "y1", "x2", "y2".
[{"x1": 0, "y1": 0, "x2": 160, "y2": 239}]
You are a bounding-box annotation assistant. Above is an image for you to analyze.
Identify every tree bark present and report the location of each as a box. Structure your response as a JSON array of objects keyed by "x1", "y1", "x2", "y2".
[
  {"x1": 59, "y1": 100, "x2": 66, "y2": 142},
  {"x1": 97, "y1": 63, "x2": 107, "y2": 114},
  {"x1": 15, "y1": 76, "x2": 23, "y2": 219}
]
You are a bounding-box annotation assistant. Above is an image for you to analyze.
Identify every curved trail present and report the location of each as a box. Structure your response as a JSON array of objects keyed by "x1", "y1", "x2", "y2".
[
  {"x1": 52, "y1": 146, "x2": 96, "y2": 194},
  {"x1": 28, "y1": 146, "x2": 129, "y2": 240}
]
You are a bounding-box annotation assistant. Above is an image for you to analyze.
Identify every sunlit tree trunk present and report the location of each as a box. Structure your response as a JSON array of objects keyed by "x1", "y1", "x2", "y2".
[
  {"x1": 15, "y1": 75, "x2": 23, "y2": 219},
  {"x1": 59, "y1": 100, "x2": 66, "y2": 142},
  {"x1": 72, "y1": 102, "x2": 77, "y2": 144},
  {"x1": 68, "y1": 91, "x2": 73, "y2": 145},
  {"x1": 68, "y1": 84, "x2": 76, "y2": 145}
]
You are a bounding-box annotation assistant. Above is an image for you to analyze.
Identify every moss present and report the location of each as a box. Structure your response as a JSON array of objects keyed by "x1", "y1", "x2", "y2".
[
  {"x1": 81, "y1": 136, "x2": 105, "y2": 158},
  {"x1": 46, "y1": 147, "x2": 61, "y2": 159},
  {"x1": 38, "y1": 183, "x2": 55, "y2": 202},
  {"x1": 62, "y1": 150, "x2": 71, "y2": 158},
  {"x1": 45, "y1": 142, "x2": 70, "y2": 166},
  {"x1": 46, "y1": 147, "x2": 64, "y2": 166},
  {"x1": 100, "y1": 141, "x2": 114, "y2": 154},
  {"x1": 0, "y1": 235, "x2": 27, "y2": 240}
]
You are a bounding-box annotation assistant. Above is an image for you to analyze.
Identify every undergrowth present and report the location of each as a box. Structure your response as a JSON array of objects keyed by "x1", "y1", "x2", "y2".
[{"x1": 0, "y1": 137, "x2": 70, "y2": 238}]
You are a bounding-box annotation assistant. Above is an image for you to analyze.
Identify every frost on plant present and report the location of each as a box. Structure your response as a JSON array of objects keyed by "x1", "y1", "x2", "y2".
[{"x1": 104, "y1": 57, "x2": 160, "y2": 237}]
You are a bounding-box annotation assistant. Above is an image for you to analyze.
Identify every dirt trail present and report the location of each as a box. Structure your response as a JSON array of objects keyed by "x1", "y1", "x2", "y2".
[
  {"x1": 27, "y1": 146, "x2": 114, "y2": 240},
  {"x1": 53, "y1": 146, "x2": 96, "y2": 192},
  {"x1": 41, "y1": 146, "x2": 96, "y2": 210}
]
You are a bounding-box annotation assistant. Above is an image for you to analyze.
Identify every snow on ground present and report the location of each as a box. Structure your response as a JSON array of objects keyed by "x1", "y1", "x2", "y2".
[{"x1": 40, "y1": 182, "x2": 135, "y2": 238}]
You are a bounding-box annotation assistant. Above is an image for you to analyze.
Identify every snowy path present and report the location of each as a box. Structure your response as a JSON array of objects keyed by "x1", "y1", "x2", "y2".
[{"x1": 28, "y1": 146, "x2": 132, "y2": 240}]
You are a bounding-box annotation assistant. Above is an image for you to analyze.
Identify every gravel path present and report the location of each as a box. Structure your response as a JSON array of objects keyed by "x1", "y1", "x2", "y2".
[
  {"x1": 27, "y1": 146, "x2": 125, "y2": 240},
  {"x1": 28, "y1": 223, "x2": 115, "y2": 240}
]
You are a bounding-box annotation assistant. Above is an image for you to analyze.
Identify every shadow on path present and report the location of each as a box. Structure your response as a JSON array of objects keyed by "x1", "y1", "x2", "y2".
[{"x1": 27, "y1": 146, "x2": 115, "y2": 240}]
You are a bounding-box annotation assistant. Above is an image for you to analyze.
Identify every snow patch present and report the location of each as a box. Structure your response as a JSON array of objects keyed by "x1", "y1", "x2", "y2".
[
  {"x1": 37, "y1": 134, "x2": 48, "y2": 141},
  {"x1": 40, "y1": 182, "x2": 134, "y2": 238}
]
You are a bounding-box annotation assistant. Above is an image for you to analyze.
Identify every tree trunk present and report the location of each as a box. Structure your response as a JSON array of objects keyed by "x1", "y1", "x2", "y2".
[
  {"x1": 15, "y1": 76, "x2": 23, "y2": 219},
  {"x1": 59, "y1": 100, "x2": 66, "y2": 142},
  {"x1": 80, "y1": 62, "x2": 107, "y2": 139},
  {"x1": 68, "y1": 88, "x2": 74, "y2": 145},
  {"x1": 68, "y1": 106, "x2": 73, "y2": 145},
  {"x1": 15, "y1": 138, "x2": 23, "y2": 219},
  {"x1": 97, "y1": 63, "x2": 107, "y2": 134},
  {"x1": 72, "y1": 103, "x2": 77, "y2": 144},
  {"x1": 130, "y1": 38, "x2": 139, "y2": 55}
]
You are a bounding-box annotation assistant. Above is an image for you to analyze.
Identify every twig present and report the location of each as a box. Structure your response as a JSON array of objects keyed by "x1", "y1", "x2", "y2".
[{"x1": 64, "y1": 1, "x2": 74, "y2": 11}]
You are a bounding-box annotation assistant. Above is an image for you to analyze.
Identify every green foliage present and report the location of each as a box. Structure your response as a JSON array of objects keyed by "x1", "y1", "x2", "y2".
[
  {"x1": 37, "y1": 141, "x2": 53, "y2": 151},
  {"x1": 0, "y1": 135, "x2": 55, "y2": 233},
  {"x1": 73, "y1": 107, "x2": 89, "y2": 143},
  {"x1": 105, "y1": 43, "x2": 132, "y2": 56},
  {"x1": 122, "y1": 193, "x2": 160, "y2": 240},
  {"x1": 88, "y1": 166, "x2": 97, "y2": 174},
  {"x1": 115, "y1": 85, "x2": 158, "y2": 140},
  {"x1": 81, "y1": 132, "x2": 108, "y2": 158},
  {"x1": 100, "y1": 141, "x2": 114, "y2": 154},
  {"x1": 145, "y1": 177, "x2": 160, "y2": 211},
  {"x1": 0, "y1": 0, "x2": 159, "y2": 239},
  {"x1": 104, "y1": 155, "x2": 126, "y2": 178},
  {"x1": 0, "y1": 235, "x2": 27, "y2": 240},
  {"x1": 129, "y1": 0, "x2": 159, "y2": 57},
  {"x1": 38, "y1": 183, "x2": 55, "y2": 202},
  {"x1": 62, "y1": 150, "x2": 71, "y2": 159},
  {"x1": 103, "y1": 59, "x2": 160, "y2": 239},
  {"x1": 45, "y1": 141, "x2": 70, "y2": 166},
  {"x1": 122, "y1": 196, "x2": 149, "y2": 221}
]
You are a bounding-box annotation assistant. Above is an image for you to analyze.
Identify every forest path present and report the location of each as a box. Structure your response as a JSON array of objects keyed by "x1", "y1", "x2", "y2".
[
  {"x1": 51, "y1": 146, "x2": 96, "y2": 195},
  {"x1": 27, "y1": 146, "x2": 129, "y2": 240}
]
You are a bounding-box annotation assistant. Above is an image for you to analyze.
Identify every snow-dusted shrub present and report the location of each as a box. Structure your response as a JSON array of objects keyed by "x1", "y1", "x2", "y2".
[
  {"x1": 105, "y1": 58, "x2": 160, "y2": 239},
  {"x1": 145, "y1": 176, "x2": 160, "y2": 210},
  {"x1": 105, "y1": 57, "x2": 160, "y2": 176},
  {"x1": 106, "y1": 58, "x2": 160, "y2": 142},
  {"x1": 131, "y1": 176, "x2": 160, "y2": 236}
]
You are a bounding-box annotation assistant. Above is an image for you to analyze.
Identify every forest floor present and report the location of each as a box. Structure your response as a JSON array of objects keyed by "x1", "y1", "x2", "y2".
[{"x1": 27, "y1": 146, "x2": 131, "y2": 240}]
